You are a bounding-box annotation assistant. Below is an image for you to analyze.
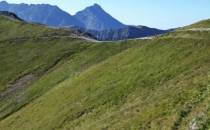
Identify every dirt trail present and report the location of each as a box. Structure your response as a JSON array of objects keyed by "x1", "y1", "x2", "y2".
[{"x1": 0, "y1": 34, "x2": 155, "y2": 44}]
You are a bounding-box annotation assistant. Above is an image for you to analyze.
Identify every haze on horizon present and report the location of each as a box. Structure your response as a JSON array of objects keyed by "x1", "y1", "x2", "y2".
[{"x1": 1, "y1": 0, "x2": 210, "y2": 29}]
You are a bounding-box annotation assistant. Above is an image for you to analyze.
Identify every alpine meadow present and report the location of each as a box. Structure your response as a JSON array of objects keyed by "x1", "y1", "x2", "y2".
[{"x1": 0, "y1": 1, "x2": 210, "y2": 130}]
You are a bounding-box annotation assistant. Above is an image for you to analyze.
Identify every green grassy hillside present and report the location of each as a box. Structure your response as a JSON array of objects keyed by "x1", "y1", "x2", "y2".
[
  {"x1": 163, "y1": 19, "x2": 210, "y2": 40},
  {"x1": 0, "y1": 13, "x2": 210, "y2": 130},
  {"x1": 0, "y1": 13, "x2": 135, "y2": 121},
  {"x1": 185, "y1": 19, "x2": 210, "y2": 29}
]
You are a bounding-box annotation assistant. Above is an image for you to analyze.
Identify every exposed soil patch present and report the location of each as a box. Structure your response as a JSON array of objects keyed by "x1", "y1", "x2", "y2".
[{"x1": 0, "y1": 74, "x2": 36, "y2": 100}]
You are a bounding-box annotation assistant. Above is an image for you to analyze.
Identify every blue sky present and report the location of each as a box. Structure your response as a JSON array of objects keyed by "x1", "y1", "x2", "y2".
[{"x1": 2, "y1": 0, "x2": 210, "y2": 29}]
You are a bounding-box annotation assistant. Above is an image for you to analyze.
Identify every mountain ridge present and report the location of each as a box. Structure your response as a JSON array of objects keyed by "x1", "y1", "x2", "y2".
[
  {"x1": 0, "y1": 10, "x2": 23, "y2": 21},
  {"x1": 0, "y1": 1, "x2": 83, "y2": 27},
  {"x1": 0, "y1": 1, "x2": 168, "y2": 40}
]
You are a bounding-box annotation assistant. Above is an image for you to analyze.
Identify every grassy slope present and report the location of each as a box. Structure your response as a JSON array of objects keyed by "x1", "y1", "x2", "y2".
[
  {"x1": 0, "y1": 15, "x2": 136, "y2": 121},
  {"x1": 0, "y1": 15, "x2": 74, "y2": 41},
  {"x1": 185, "y1": 19, "x2": 210, "y2": 29},
  {"x1": 163, "y1": 19, "x2": 210, "y2": 39},
  {"x1": 0, "y1": 39, "x2": 136, "y2": 120},
  {"x1": 1, "y1": 15, "x2": 210, "y2": 129},
  {"x1": 0, "y1": 14, "x2": 77, "y2": 91}
]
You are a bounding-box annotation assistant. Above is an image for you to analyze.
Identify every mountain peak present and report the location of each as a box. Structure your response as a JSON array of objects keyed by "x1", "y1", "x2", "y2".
[
  {"x1": 92, "y1": 3, "x2": 102, "y2": 8},
  {"x1": 86, "y1": 3, "x2": 103, "y2": 11},
  {"x1": 74, "y1": 3, "x2": 126, "y2": 31}
]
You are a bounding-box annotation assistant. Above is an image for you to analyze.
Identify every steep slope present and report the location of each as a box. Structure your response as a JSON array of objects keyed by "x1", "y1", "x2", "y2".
[
  {"x1": 0, "y1": 1, "x2": 83, "y2": 27},
  {"x1": 74, "y1": 4, "x2": 126, "y2": 31},
  {"x1": 0, "y1": 11, "x2": 87, "y2": 96},
  {"x1": 0, "y1": 12, "x2": 134, "y2": 122},
  {"x1": 1, "y1": 17, "x2": 210, "y2": 130}
]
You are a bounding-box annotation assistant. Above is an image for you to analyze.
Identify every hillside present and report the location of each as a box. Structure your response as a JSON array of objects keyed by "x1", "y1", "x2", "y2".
[
  {"x1": 185, "y1": 19, "x2": 210, "y2": 29},
  {"x1": 0, "y1": 11, "x2": 135, "y2": 122},
  {"x1": 0, "y1": 12, "x2": 210, "y2": 130},
  {"x1": 163, "y1": 19, "x2": 210, "y2": 39}
]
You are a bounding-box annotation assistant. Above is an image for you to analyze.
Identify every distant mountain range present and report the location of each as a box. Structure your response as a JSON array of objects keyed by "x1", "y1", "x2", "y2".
[
  {"x1": 0, "y1": 1, "x2": 83, "y2": 27},
  {"x1": 0, "y1": 1, "x2": 169, "y2": 40}
]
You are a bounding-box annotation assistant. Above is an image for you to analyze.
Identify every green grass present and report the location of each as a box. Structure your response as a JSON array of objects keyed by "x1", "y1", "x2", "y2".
[
  {"x1": 163, "y1": 30, "x2": 210, "y2": 39},
  {"x1": 0, "y1": 15, "x2": 73, "y2": 41},
  {"x1": 0, "y1": 38, "x2": 87, "y2": 91},
  {"x1": 184, "y1": 19, "x2": 210, "y2": 29},
  {"x1": 0, "y1": 39, "x2": 137, "y2": 120},
  {"x1": 0, "y1": 14, "x2": 138, "y2": 122},
  {"x1": 1, "y1": 15, "x2": 210, "y2": 130}
]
